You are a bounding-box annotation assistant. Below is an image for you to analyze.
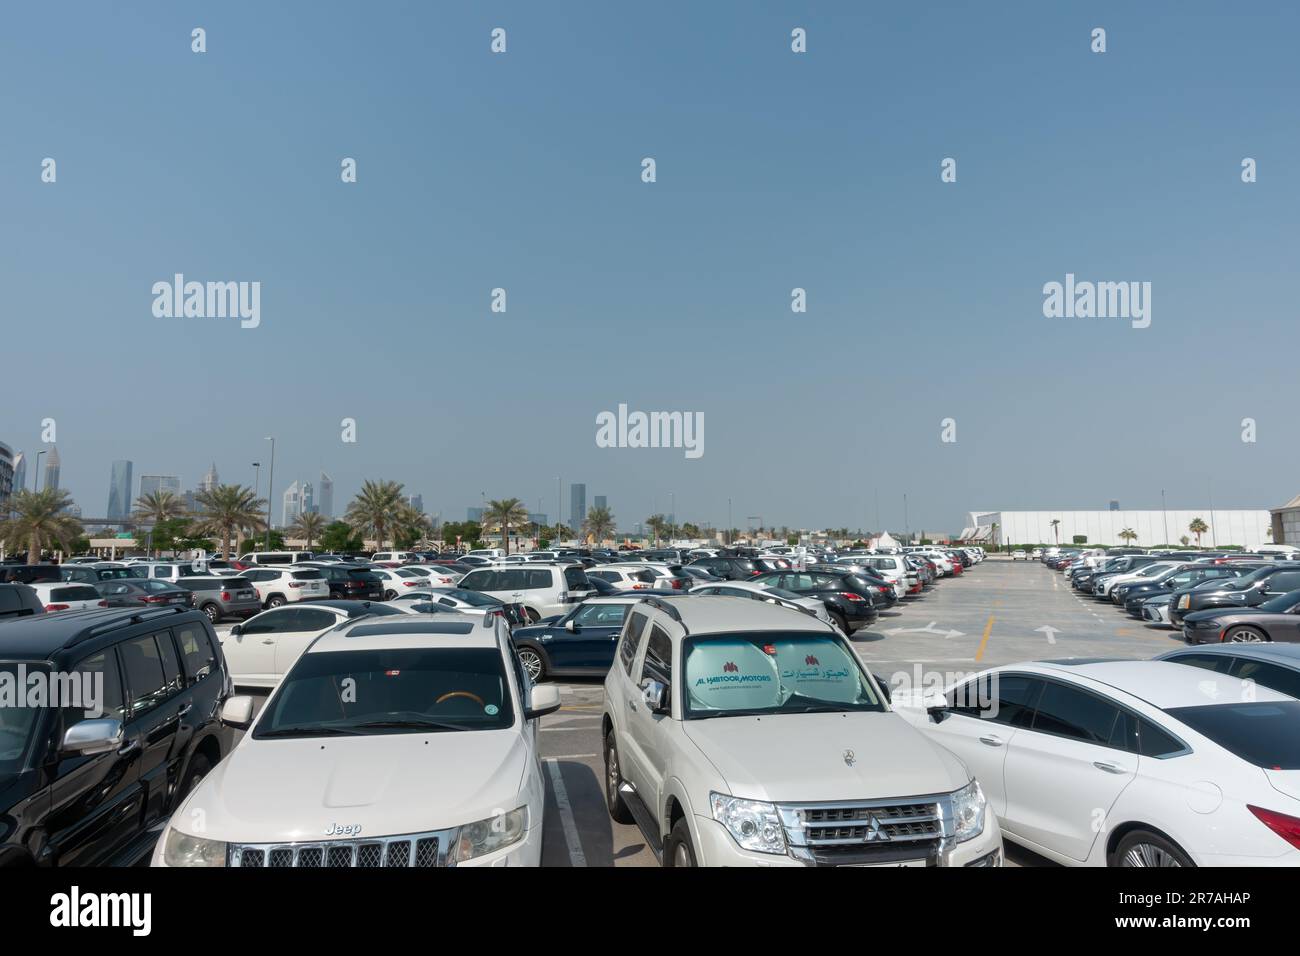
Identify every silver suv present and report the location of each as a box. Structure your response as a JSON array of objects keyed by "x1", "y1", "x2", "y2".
[{"x1": 601, "y1": 596, "x2": 1003, "y2": 867}]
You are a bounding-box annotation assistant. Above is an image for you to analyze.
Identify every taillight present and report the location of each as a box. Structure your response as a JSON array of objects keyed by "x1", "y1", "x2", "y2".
[
  {"x1": 671, "y1": 579, "x2": 683, "y2": 589},
  {"x1": 289, "y1": 581, "x2": 303, "y2": 588},
  {"x1": 221, "y1": 592, "x2": 231, "y2": 601},
  {"x1": 839, "y1": 592, "x2": 865, "y2": 602},
  {"x1": 97, "y1": 600, "x2": 108, "y2": 607},
  {"x1": 1248, "y1": 805, "x2": 1300, "y2": 850},
  {"x1": 45, "y1": 604, "x2": 69, "y2": 611}
]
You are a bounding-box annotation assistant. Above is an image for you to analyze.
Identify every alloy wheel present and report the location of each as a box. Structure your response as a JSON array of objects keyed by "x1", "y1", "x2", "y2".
[{"x1": 1121, "y1": 843, "x2": 1182, "y2": 867}]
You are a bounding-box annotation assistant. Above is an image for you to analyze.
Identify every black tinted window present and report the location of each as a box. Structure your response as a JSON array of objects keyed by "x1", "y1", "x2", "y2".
[
  {"x1": 175, "y1": 622, "x2": 217, "y2": 682},
  {"x1": 154, "y1": 631, "x2": 184, "y2": 695},
  {"x1": 69, "y1": 649, "x2": 127, "y2": 722},
  {"x1": 1230, "y1": 660, "x2": 1300, "y2": 700},
  {"x1": 1031, "y1": 682, "x2": 1121, "y2": 744},
  {"x1": 119, "y1": 634, "x2": 171, "y2": 717},
  {"x1": 948, "y1": 673, "x2": 1040, "y2": 727},
  {"x1": 1167, "y1": 702, "x2": 1300, "y2": 769},
  {"x1": 525, "y1": 569, "x2": 552, "y2": 589},
  {"x1": 621, "y1": 611, "x2": 648, "y2": 675}
]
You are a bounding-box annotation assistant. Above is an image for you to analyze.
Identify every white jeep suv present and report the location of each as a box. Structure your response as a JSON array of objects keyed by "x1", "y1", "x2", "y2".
[
  {"x1": 153, "y1": 612, "x2": 560, "y2": 867},
  {"x1": 601, "y1": 596, "x2": 1003, "y2": 867}
]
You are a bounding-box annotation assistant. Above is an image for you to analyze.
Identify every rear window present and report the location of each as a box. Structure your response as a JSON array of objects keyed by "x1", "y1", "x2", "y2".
[
  {"x1": 565, "y1": 567, "x2": 590, "y2": 589},
  {"x1": 0, "y1": 586, "x2": 39, "y2": 617},
  {"x1": 291, "y1": 570, "x2": 325, "y2": 580},
  {"x1": 1167, "y1": 702, "x2": 1300, "y2": 769},
  {"x1": 51, "y1": 585, "x2": 100, "y2": 602},
  {"x1": 347, "y1": 570, "x2": 381, "y2": 583}
]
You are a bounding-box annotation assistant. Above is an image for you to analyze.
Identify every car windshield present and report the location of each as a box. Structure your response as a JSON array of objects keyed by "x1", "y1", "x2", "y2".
[
  {"x1": 1167, "y1": 702, "x2": 1300, "y2": 770},
  {"x1": 254, "y1": 647, "x2": 515, "y2": 738},
  {"x1": 682, "y1": 632, "x2": 884, "y2": 719},
  {"x1": 1257, "y1": 589, "x2": 1300, "y2": 613},
  {"x1": 439, "y1": 588, "x2": 500, "y2": 607},
  {"x1": 0, "y1": 663, "x2": 45, "y2": 777}
]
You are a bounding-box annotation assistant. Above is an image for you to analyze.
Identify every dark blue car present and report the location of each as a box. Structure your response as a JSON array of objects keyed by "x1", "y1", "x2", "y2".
[{"x1": 511, "y1": 598, "x2": 634, "y2": 681}]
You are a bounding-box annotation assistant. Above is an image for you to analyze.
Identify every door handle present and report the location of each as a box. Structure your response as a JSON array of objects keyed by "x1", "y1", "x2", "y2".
[
  {"x1": 262, "y1": 638, "x2": 275, "y2": 644},
  {"x1": 627, "y1": 698, "x2": 638, "y2": 712},
  {"x1": 1093, "y1": 761, "x2": 1126, "y2": 774},
  {"x1": 176, "y1": 703, "x2": 193, "y2": 718},
  {"x1": 119, "y1": 737, "x2": 141, "y2": 756},
  {"x1": 978, "y1": 735, "x2": 1003, "y2": 747}
]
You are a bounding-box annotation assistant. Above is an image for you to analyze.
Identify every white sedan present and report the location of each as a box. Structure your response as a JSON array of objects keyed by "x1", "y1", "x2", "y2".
[
  {"x1": 894, "y1": 659, "x2": 1300, "y2": 866},
  {"x1": 218, "y1": 601, "x2": 417, "y2": 688}
]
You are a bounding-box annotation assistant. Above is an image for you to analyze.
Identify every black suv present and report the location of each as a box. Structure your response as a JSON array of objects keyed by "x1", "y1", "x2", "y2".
[
  {"x1": 687, "y1": 556, "x2": 759, "y2": 580},
  {"x1": 750, "y1": 568, "x2": 883, "y2": 634},
  {"x1": 0, "y1": 564, "x2": 62, "y2": 585},
  {"x1": 1168, "y1": 564, "x2": 1300, "y2": 627},
  {"x1": 0, "y1": 605, "x2": 233, "y2": 866}
]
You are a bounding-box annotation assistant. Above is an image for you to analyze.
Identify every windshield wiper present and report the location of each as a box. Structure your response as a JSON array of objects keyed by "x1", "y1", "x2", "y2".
[
  {"x1": 257, "y1": 725, "x2": 359, "y2": 738},
  {"x1": 350, "y1": 718, "x2": 471, "y2": 733}
]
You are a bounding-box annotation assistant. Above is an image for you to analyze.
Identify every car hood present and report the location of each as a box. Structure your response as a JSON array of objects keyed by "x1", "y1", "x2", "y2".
[
  {"x1": 511, "y1": 623, "x2": 562, "y2": 640},
  {"x1": 177, "y1": 729, "x2": 528, "y2": 844},
  {"x1": 681, "y1": 711, "x2": 968, "y2": 803}
]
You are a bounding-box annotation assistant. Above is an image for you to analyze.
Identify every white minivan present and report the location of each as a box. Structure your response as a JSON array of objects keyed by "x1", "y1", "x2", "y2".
[{"x1": 456, "y1": 563, "x2": 593, "y2": 621}]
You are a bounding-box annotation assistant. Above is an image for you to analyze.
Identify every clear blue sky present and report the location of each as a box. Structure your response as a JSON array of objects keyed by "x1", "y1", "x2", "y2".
[{"x1": 2, "y1": 2, "x2": 1296, "y2": 533}]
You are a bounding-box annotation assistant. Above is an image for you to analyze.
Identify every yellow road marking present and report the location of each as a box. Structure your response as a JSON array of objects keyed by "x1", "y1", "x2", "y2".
[{"x1": 975, "y1": 615, "x2": 995, "y2": 662}]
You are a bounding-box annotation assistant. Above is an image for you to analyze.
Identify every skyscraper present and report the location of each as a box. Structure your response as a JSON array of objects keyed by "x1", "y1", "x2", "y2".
[
  {"x1": 43, "y1": 445, "x2": 61, "y2": 491},
  {"x1": 200, "y1": 462, "x2": 220, "y2": 492},
  {"x1": 282, "y1": 480, "x2": 303, "y2": 526},
  {"x1": 0, "y1": 442, "x2": 14, "y2": 515},
  {"x1": 11, "y1": 451, "x2": 26, "y2": 496},
  {"x1": 107, "y1": 460, "x2": 134, "y2": 520},
  {"x1": 140, "y1": 475, "x2": 181, "y2": 498},
  {"x1": 318, "y1": 472, "x2": 334, "y2": 518},
  {"x1": 302, "y1": 481, "x2": 315, "y2": 516},
  {"x1": 570, "y1": 483, "x2": 587, "y2": 530},
  {"x1": 594, "y1": 495, "x2": 607, "y2": 511},
  {"x1": 409, "y1": 494, "x2": 424, "y2": 513}
]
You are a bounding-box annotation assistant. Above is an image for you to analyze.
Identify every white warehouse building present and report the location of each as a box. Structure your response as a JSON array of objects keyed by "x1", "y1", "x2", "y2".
[{"x1": 963, "y1": 509, "x2": 1272, "y2": 550}]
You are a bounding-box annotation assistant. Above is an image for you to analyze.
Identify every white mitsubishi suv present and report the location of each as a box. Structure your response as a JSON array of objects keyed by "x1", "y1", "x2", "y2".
[
  {"x1": 152, "y1": 611, "x2": 560, "y2": 867},
  {"x1": 601, "y1": 596, "x2": 1003, "y2": 867}
]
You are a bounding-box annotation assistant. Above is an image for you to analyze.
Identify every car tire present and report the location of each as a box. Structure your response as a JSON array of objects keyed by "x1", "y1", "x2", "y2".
[
  {"x1": 384, "y1": 590, "x2": 397, "y2": 601},
  {"x1": 1226, "y1": 625, "x2": 1269, "y2": 643},
  {"x1": 267, "y1": 595, "x2": 286, "y2": 608},
  {"x1": 830, "y1": 610, "x2": 850, "y2": 636},
  {"x1": 201, "y1": 603, "x2": 221, "y2": 624},
  {"x1": 1111, "y1": 829, "x2": 1194, "y2": 868},
  {"x1": 177, "y1": 752, "x2": 212, "y2": 803},
  {"x1": 665, "y1": 818, "x2": 697, "y2": 868},
  {"x1": 603, "y1": 731, "x2": 635, "y2": 825},
  {"x1": 517, "y1": 647, "x2": 546, "y2": 683}
]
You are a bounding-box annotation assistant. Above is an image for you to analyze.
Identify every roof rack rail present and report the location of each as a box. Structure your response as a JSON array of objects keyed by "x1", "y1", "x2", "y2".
[
  {"x1": 638, "y1": 596, "x2": 686, "y2": 629},
  {"x1": 73, "y1": 605, "x2": 191, "y2": 646}
]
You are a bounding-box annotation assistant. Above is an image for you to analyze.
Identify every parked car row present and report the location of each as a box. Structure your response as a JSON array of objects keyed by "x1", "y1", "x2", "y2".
[{"x1": 1046, "y1": 547, "x2": 1300, "y2": 645}]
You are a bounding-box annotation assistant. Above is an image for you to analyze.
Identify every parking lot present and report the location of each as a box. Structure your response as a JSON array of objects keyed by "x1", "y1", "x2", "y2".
[{"x1": 533, "y1": 558, "x2": 1185, "y2": 867}]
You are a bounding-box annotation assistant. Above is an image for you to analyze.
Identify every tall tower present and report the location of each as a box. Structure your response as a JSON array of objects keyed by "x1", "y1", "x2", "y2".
[
  {"x1": 570, "y1": 483, "x2": 587, "y2": 530},
  {"x1": 282, "y1": 480, "x2": 302, "y2": 527},
  {"x1": 318, "y1": 471, "x2": 334, "y2": 518},
  {"x1": 200, "y1": 462, "x2": 220, "y2": 492},
  {"x1": 43, "y1": 445, "x2": 61, "y2": 491},
  {"x1": 107, "y1": 460, "x2": 134, "y2": 520}
]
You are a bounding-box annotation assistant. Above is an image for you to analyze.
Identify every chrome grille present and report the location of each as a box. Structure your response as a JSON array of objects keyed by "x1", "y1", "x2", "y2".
[
  {"x1": 229, "y1": 828, "x2": 454, "y2": 868},
  {"x1": 777, "y1": 794, "x2": 954, "y2": 865}
]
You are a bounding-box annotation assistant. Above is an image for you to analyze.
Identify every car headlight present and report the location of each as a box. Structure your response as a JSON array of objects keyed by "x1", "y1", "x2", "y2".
[
  {"x1": 1195, "y1": 618, "x2": 1219, "y2": 628},
  {"x1": 710, "y1": 792, "x2": 787, "y2": 855},
  {"x1": 162, "y1": 827, "x2": 227, "y2": 867},
  {"x1": 950, "y1": 780, "x2": 987, "y2": 843},
  {"x1": 453, "y1": 806, "x2": 528, "y2": 862},
  {"x1": 1178, "y1": 595, "x2": 1191, "y2": 608}
]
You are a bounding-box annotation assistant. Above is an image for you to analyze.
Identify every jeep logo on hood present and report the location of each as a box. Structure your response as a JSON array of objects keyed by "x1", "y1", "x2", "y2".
[{"x1": 325, "y1": 822, "x2": 362, "y2": 837}]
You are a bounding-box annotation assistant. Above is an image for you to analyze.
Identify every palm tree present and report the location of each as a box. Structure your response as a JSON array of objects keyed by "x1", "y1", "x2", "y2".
[
  {"x1": 344, "y1": 479, "x2": 406, "y2": 551},
  {"x1": 393, "y1": 504, "x2": 433, "y2": 549},
  {"x1": 482, "y1": 498, "x2": 530, "y2": 555},
  {"x1": 0, "y1": 488, "x2": 84, "y2": 563},
  {"x1": 195, "y1": 485, "x2": 267, "y2": 558},
  {"x1": 582, "y1": 504, "x2": 616, "y2": 544},
  {"x1": 1188, "y1": 517, "x2": 1209, "y2": 547},
  {"x1": 645, "y1": 514, "x2": 669, "y2": 546},
  {"x1": 1180, "y1": 535, "x2": 1190, "y2": 547},
  {"x1": 1049, "y1": 519, "x2": 1060, "y2": 545},
  {"x1": 1118, "y1": 528, "x2": 1138, "y2": 547},
  {"x1": 547, "y1": 523, "x2": 572, "y2": 544},
  {"x1": 132, "y1": 489, "x2": 188, "y2": 556},
  {"x1": 288, "y1": 510, "x2": 327, "y2": 549}
]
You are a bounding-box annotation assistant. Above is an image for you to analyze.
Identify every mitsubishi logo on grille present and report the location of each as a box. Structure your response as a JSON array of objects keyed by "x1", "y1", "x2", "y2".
[{"x1": 864, "y1": 814, "x2": 890, "y2": 843}]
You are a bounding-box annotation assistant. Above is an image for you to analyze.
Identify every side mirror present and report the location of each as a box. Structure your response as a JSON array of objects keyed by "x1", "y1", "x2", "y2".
[
  {"x1": 871, "y1": 674, "x2": 892, "y2": 704},
  {"x1": 229, "y1": 624, "x2": 243, "y2": 637},
  {"x1": 926, "y1": 704, "x2": 949, "y2": 724},
  {"x1": 564, "y1": 619, "x2": 576, "y2": 633},
  {"x1": 640, "y1": 677, "x2": 668, "y2": 713},
  {"x1": 61, "y1": 718, "x2": 124, "y2": 756},
  {"x1": 221, "y1": 696, "x2": 255, "y2": 730},
  {"x1": 526, "y1": 684, "x2": 562, "y2": 720}
]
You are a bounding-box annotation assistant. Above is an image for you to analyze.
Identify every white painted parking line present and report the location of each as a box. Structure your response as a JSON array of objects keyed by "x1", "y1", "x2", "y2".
[{"x1": 544, "y1": 758, "x2": 588, "y2": 867}]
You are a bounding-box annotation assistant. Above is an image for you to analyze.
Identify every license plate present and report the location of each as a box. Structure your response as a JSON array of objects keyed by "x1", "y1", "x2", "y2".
[{"x1": 842, "y1": 859, "x2": 927, "y2": 868}]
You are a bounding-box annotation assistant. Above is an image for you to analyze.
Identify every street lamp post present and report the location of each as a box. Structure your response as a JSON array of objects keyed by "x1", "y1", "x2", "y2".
[{"x1": 264, "y1": 437, "x2": 276, "y2": 550}]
